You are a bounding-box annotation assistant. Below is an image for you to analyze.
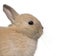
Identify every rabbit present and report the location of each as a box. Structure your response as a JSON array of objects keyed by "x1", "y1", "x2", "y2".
[{"x1": 0, "y1": 4, "x2": 43, "y2": 56}]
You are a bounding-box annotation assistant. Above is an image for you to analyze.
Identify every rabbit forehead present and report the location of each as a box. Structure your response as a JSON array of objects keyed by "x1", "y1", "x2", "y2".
[{"x1": 15, "y1": 14, "x2": 40, "y2": 24}]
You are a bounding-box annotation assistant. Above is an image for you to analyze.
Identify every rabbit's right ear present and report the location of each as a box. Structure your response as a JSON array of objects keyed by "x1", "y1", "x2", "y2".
[{"x1": 3, "y1": 4, "x2": 18, "y2": 23}]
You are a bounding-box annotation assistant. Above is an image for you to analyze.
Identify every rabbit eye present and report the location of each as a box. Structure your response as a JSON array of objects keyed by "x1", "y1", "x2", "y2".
[{"x1": 28, "y1": 21, "x2": 34, "y2": 25}]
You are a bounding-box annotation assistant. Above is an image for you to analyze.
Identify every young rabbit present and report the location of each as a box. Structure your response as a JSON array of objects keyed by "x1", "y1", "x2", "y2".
[{"x1": 0, "y1": 4, "x2": 43, "y2": 56}]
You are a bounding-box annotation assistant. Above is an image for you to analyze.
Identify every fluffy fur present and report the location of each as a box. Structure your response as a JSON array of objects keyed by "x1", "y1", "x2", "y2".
[{"x1": 0, "y1": 4, "x2": 43, "y2": 56}]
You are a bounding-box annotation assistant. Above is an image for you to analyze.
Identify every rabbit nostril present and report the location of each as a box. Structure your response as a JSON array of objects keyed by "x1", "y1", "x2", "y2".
[{"x1": 42, "y1": 27, "x2": 43, "y2": 29}]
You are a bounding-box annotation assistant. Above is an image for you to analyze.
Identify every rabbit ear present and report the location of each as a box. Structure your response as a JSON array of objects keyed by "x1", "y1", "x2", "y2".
[{"x1": 3, "y1": 4, "x2": 18, "y2": 23}]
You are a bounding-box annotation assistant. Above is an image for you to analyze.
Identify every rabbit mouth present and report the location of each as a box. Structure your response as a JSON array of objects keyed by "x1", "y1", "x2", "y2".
[{"x1": 35, "y1": 30, "x2": 43, "y2": 39}]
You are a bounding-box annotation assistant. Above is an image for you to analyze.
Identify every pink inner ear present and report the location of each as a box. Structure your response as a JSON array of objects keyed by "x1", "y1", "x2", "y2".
[
  {"x1": 3, "y1": 8, "x2": 15, "y2": 23},
  {"x1": 6, "y1": 9, "x2": 12, "y2": 19}
]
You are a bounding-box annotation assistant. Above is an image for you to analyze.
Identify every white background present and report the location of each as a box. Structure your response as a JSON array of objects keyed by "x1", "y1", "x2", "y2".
[{"x1": 0, "y1": 0, "x2": 60, "y2": 56}]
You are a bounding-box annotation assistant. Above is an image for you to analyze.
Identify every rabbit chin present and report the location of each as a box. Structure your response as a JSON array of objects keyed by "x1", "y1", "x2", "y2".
[{"x1": 34, "y1": 30, "x2": 43, "y2": 40}]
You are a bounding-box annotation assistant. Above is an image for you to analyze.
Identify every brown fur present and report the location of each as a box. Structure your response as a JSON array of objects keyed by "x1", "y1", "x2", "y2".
[{"x1": 0, "y1": 4, "x2": 43, "y2": 56}]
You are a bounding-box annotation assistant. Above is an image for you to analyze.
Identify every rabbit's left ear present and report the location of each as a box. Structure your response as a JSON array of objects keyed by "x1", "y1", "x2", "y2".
[{"x1": 3, "y1": 4, "x2": 18, "y2": 23}]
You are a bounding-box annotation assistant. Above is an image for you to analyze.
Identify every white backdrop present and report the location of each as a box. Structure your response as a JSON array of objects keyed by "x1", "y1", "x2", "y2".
[{"x1": 0, "y1": 0, "x2": 60, "y2": 56}]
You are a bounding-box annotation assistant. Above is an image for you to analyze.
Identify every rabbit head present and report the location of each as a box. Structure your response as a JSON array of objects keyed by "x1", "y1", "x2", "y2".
[{"x1": 3, "y1": 4, "x2": 43, "y2": 40}]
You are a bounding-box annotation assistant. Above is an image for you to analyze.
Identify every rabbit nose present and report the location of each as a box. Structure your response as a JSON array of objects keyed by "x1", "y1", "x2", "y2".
[{"x1": 42, "y1": 27, "x2": 43, "y2": 29}]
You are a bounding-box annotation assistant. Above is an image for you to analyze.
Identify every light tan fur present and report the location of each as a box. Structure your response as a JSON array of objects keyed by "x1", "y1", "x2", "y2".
[{"x1": 0, "y1": 4, "x2": 43, "y2": 56}]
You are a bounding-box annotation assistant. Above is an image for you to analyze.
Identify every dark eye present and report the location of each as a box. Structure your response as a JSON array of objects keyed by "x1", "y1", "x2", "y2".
[{"x1": 28, "y1": 21, "x2": 34, "y2": 25}]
